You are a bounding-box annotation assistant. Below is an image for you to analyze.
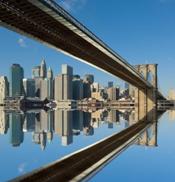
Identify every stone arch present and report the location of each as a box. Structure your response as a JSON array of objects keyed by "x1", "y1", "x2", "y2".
[
  {"x1": 140, "y1": 70, "x2": 145, "y2": 79},
  {"x1": 147, "y1": 70, "x2": 154, "y2": 84},
  {"x1": 135, "y1": 64, "x2": 157, "y2": 88}
]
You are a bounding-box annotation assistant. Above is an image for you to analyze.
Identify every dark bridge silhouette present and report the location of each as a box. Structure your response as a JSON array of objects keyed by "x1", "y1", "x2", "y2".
[{"x1": 0, "y1": 0, "x2": 163, "y2": 91}]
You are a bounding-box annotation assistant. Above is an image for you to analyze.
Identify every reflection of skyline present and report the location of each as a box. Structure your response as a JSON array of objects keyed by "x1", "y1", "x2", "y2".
[
  {"x1": 0, "y1": 110, "x2": 9, "y2": 135},
  {"x1": 0, "y1": 109, "x2": 120, "y2": 149},
  {"x1": 9, "y1": 113, "x2": 24, "y2": 147},
  {"x1": 0, "y1": 108, "x2": 158, "y2": 150}
]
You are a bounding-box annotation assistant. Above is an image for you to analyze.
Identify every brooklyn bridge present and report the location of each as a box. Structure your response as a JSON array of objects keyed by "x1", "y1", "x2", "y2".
[{"x1": 0, "y1": 0, "x2": 173, "y2": 181}]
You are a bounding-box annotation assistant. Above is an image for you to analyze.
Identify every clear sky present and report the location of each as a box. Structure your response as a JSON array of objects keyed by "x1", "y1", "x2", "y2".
[{"x1": 1, "y1": 0, "x2": 175, "y2": 95}]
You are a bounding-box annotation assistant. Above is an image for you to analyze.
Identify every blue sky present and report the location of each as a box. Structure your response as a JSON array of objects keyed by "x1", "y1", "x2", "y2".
[{"x1": 1, "y1": 0, "x2": 175, "y2": 95}]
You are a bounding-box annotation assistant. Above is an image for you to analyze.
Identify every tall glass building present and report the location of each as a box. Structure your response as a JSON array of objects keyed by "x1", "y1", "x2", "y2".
[{"x1": 10, "y1": 64, "x2": 24, "y2": 97}]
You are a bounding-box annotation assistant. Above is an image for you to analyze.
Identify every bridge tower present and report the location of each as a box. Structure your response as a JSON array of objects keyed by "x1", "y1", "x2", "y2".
[{"x1": 133, "y1": 64, "x2": 158, "y2": 121}]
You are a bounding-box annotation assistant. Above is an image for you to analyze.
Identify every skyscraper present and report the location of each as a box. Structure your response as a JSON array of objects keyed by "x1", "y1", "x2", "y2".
[
  {"x1": 47, "y1": 67, "x2": 54, "y2": 99},
  {"x1": 72, "y1": 75, "x2": 83, "y2": 100},
  {"x1": 32, "y1": 66, "x2": 40, "y2": 79},
  {"x1": 83, "y1": 83, "x2": 91, "y2": 98},
  {"x1": 31, "y1": 60, "x2": 54, "y2": 99},
  {"x1": 10, "y1": 64, "x2": 24, "y2": 97},
  {"x1": 23, "y1": 78, "x2": 35, "y2": 97},
  {"x1": 83, "y1": 74, "x2": 94, "y2": 84},
  {"x1": 54, "y1": 64, "x2": 73, "y2": 100},
  {"x1": 61, "y1": 64, "x2": 73, "y2": 75},
  {"x1": 0, "y1": 76, "x2": 9, "y2": 104},
  {"x1": 40, "y1": 78, "x2": 49, "y2": 100},
  {"x1": 108, "y1": 81, "x2": 113, "y2": 88},
  {"x1": 47, "y1": 66, "x2": 53, "y2": 79},
  {"x1": 107, "y1": 87, "x2": 120, "y2": 100},
  {"x1": 40, "y1": 59, "x2": 47, "y2": 78},
  {"x1": 83, "y1": 74, "x2": 94, "y2": 98}
]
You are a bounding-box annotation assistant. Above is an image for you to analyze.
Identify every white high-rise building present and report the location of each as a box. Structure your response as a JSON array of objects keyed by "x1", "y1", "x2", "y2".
[
  {"x1": 54, "y1": 64, "x2": 73, "y2": 101},
  {"x1": 0, "y1": 76, "x2": 9, "y2": 104}
]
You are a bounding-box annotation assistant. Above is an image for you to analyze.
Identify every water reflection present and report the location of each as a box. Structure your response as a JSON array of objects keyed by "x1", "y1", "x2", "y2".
[
  {"x1": 0, "y1": 108, "x2": 160, "y2": 152},
  {"x1": 137, "y1": 122, "x2": 157, "y2": 147},
  {"x1": 1, "y1": 106, "x2": 166, "y2": 182},
  {"x1": 0, "y1": 108, "x2": 138, "y2": 150}
]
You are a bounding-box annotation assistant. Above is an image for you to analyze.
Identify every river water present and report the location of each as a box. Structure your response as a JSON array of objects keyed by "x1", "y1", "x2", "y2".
[{"x1": 0, "y1": 109, "x2": 174, "y2": 181}]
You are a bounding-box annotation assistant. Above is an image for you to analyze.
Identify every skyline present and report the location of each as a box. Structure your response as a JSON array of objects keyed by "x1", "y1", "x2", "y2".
[
  {"x1": 1, "y1": 0, "x2": 175, "y2": 96},
  {"x1": 0, "y1": 60, "x2": 126, "y2": 108}
]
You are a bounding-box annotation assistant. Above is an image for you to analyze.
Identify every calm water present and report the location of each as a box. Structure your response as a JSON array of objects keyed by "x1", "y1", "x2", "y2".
[
  {"x1": 0, "y1": 109, "x2": 174, "y2": 181},
  {"x1": 91, "y1": 111, "x2": 175, "y2": 182},
  {"x1": 0, "y1": 109, "x2": 129, "y2": 181}
]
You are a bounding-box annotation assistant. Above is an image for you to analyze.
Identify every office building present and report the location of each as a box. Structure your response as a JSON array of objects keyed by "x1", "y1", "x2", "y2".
[
  {"x1": 108, "y1": 81, "x2": 113, "y2": 88},
  {"x1": 83, "y1": 82, "x2": 91, "y2": 98},
  {"x1": 40, "y1": 78, "x2": 49, "y2": 100},
  {"x1": 33, "y1": 78, "x2": 42, "y2": 97},
  {"x1": 107, "y1": 87, "x2": 120, "y2": 100},
  {"x1": 83, "y1": 74, "x2": 94, "y2": 99},
  {"x1": 91, "y1": 82, "x2": 100, "y2": 92},
  {"x1": 54, "y1": 64, "x2": 73, "y2": 100},
  {"x1": 54, "y1": 74, "x2": 72, "y2": 100},
  {"x1": 61, "y1": 64, "x2": 73, "y2": 75},
  {"x1": 0, "y1": 76, "x2": 9, "y2": 104},
  {"x1": 10, "y1": 64, "x2": 24, "y2": 97},
  {"x1": 83, "y1": 74, "x2": 94, "y2": 84},
  {"x1": 91, "y1": 83, "x2": 107, "y2": 100},
  {"x1": 23, "y1": 78, "x2": 35, "y2": 97},
  {"x1": 40, "y1": 59, "x2": 47, "y2": 78},
  {"x1": 32, "y1": 59, "x2": 49, "y2": 98},
  {"x1": 72, "y1": 75, "x2": 83, "y2": 100},
  {"x1": 32, "y1": 66, "x2": 40, "y2": 79},
  {"x1": 47, "y1": 67, "x2": 54, "y2": 99}
]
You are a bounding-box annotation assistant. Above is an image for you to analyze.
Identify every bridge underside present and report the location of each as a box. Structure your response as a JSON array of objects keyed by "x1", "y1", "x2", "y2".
[{"x1": 0, "y1": 0, "x2": 151, "y2": 89}]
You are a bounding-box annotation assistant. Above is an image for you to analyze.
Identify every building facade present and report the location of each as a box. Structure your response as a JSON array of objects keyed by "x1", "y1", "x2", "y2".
[
  {"x1": 72, "y1": 75, "x2": 83, "y2": 100},
  {"x1": 0, "y1": 76, "x2": 9, "y2": 104},
  {"x1": 10, "y1": 64, "x2": 24, "y2": 97},
  {"x1": 107, "y1": 87, "x2": 120, "y2": 100},
  {"x1": 54, "y1": 64, "x2": 73, "y2": 101},
  {"x1": 23, "y1": 78, "x2": 35, "y2": 97}
]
